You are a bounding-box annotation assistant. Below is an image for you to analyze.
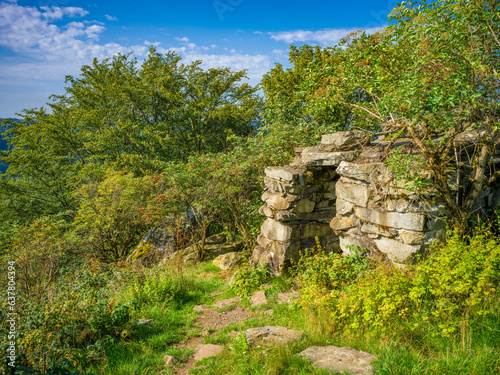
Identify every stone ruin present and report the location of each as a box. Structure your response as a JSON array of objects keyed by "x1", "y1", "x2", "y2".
[{"x1": 251, "y1": 130, "x2": 500, "y2": 274}]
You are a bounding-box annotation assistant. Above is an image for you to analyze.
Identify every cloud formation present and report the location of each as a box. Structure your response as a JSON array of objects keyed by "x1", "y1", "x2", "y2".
[{"x1": 268, "y1": 26, "x2": 385, "y2": 46}]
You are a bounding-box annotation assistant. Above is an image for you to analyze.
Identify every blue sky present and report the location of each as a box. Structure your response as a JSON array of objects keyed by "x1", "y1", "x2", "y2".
[{"x1": 0, "y1": 0, "x2": 396, "y2": 117}]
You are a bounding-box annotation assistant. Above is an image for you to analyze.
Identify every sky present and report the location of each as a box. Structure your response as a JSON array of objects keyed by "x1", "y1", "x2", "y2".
[{"x1": 0, "y1": 0, "x2": 397, "y2": 118}]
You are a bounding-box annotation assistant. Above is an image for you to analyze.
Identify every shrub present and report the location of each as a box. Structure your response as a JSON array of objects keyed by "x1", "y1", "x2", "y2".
[{"x1": 230, "y1": 262, "x2": 269, "y2": 297}]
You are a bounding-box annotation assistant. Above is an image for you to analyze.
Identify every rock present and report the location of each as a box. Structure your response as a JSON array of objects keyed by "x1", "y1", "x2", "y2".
[
  {"x1": 213, "y1": 252, "x2": 245, "y2": 270},
  {"x1": 262, "y1": 190, "x2": 300, "y2": 210},
  {"x1": 399, "y1": 230, "x2": 426, "y2": 245},
  {"x1": 330, "y1": 215, "x2": 358, "y2": 231},
  {"x1": 339, "y1": 234, "x2": 374, "y2": 255},
  {"x1": 301, "y1": 149, "x2": 360, "y2": 166},
  {"x1": 298, "y1": 346, "x2": 377, "y2": 375},
  {"x1": 354, "y1": 206, "x2": 426, "y2": 232},
  {"x1": 321, "y1": 130, "x2": 369, "y2": 148},
  {"x1": 263, "y1": 309, "x2": 273, "y2": 315},
  {"x1": 193, "y1": 344, "x2": 224, "y2": 362},
  {"x1": 200, "y1": 330, "x2": 210, "y2": 337},
  {"x1": 336, "y1": 198, "x2": 354, "y2": 215},
  {"x1": 277, "y1": 291, "x2": 299, "y2": 304},
  {"x1": 374, "y1": 237, "x2": 422, "y2": 263},
  {"x1": 205, "y1": 233, "x2": 227, "y2": 244},
  {"x1": 245, "y1": 326, "x2": 304, "y2": 346},
  {"x1": 336, "y1": 178, "x2": 371, "y2": 208},
  {"x1": 360, "y1": 223, "x2": 393, "y2": 237},
  {"x1": 260, "y1": 218, "x2": 293, "y2": 242},
  {"x1": 290, "y1": 198, "x2": 316, "y2": 214},
  {"x1": 163, "y1": 354, "x2": 179, "y2": 366},
  {"x1": 250, "y1": 290, "x2": 267, "y2": 307},
  {"x1": 214, "y1": 297, "x2": 241, "y2": 309},
  {"x1": 258, "y1": 204, "x2": 275, "y2": 218},
  {"x1": 137, "y1": 319, "x2": 153, "y2": 326},
  {"x1": 336, "y1": 161, "x2": 390, "y2": 185},
  {"x1": 264, "y1": 166, "x2": 306, "y2": 184},
  {"x1": 180, "y1": 238, "x2": 243, "y2": 263}
]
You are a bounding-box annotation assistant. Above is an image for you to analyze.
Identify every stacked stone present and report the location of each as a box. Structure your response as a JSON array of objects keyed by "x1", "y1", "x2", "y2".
[
  {"x1": 331, "y1": 157, "x2": 449, "y2": 266},
  {"x1": 251, "y1": 131, "x2": 369, "y2": 274}
]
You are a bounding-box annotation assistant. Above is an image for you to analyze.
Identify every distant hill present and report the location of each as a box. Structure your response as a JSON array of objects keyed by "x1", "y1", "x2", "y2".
[{"x1": 0, "y1": 118, "x2": 20, "y2": 174}]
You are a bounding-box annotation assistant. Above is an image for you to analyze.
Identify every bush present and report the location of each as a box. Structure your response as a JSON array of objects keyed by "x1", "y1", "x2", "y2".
[
  {"x1": 72, "y1": 170, "x2": 167, "y2": 262},
  {"x1": 230, "y1": 262, "x2": 269, "y2": 297}
]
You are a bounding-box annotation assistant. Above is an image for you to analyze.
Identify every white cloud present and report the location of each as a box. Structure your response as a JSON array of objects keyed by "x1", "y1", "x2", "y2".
[
  {"x1": 175, "y1": 36, "x2": 190, "y2": 43},
  {"x1": 105, "y1": 14, "x2": 118, "y2": 21},
  {"x1": 268, "y1": 26, "x2": 385, "y2": 46}
]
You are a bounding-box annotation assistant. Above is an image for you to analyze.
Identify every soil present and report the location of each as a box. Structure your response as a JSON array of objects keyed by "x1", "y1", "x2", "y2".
[{"x1": 173, "y1": 301, "x2": 253, "y2": 375}]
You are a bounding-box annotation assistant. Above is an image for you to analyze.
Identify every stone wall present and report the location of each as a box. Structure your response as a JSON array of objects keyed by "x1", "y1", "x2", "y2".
[
  {"x1": 252, "y1": 131, "x2": 500, "y2": 273},
  {"x1": 251, "y1": 131, "x2": 369, "y2": 274}
]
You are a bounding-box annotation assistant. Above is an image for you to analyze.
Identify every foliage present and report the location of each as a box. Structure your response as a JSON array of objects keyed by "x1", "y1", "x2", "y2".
[
  {"x1": 296, "y1": 225, "x2": 500, "y2": 338},
  {"x1": 230, "y1": 262, "x2": 269, "y2": 297},
  {"x1": 123, "y1": 267, "x2": 192, "y2": 307},
  {"x1": 0, "y1": 48, "x2": 262, "y2": 224},
  {"x1": 293, "y1": 244, "x2": 370, "y2": 310},
  {"x1": 72, "y1": 169, "x2": 167, "y2": 261},
  {"x1": 302, "y1": 0, "x2": 500, "y2": 228}
]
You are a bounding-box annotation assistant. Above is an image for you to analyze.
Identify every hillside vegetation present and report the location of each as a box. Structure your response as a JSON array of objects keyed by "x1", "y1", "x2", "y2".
[{"x1": 1, "y1": 0, "x2": 499, "y2": 374}]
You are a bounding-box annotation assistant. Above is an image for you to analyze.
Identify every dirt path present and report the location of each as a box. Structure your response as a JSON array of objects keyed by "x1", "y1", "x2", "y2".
[{"x1": 173, "y1": 300, "x2": 253, "y2": 375}]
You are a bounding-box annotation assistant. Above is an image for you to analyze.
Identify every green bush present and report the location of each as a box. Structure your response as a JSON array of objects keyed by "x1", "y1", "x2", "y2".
[{"x1": 230, "y1": 262, "x2": 269, "y2": 297}]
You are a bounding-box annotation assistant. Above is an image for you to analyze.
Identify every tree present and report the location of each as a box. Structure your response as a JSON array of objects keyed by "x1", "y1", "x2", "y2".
[
  {"x1": 0, "y1": 48, "x2": 262, "y2": 224},
  {"x1": 301, "y1": 0, "x2": 499, "y2": 229}
]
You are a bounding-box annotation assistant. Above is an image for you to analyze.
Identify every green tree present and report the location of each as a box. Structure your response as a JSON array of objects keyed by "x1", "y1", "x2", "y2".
[
  {"x1": 290, "y1": 0, "x2": 499, "y2": 228},
  {"x1": 0, "y1": 48, "x2": 262, "y2": 225}
]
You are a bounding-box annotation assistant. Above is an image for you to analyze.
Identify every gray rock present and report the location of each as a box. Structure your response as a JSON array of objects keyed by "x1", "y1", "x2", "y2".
[
  {"x1": 336, "y1": 161, "x2": 390, "y2": 185},
  {"x1": 163, "y1": 354, "x2": 179, "y2": 366},
  {"x1": 321, "y1": 131, "x2": 369, "y2": 148},
  {"x1": 245, "y1": 326, "x2": 304, "y2": 346},
  {"x1": 374, "y1": 237, "x2": 421, "y2": 263},
  {"x1": 137, "y1": 319, "x2": 153, "y2": 326},
  {"x1": 193, "y1": 344, "x2": 224, "y2": 362},
  {"x1": 264, "y1": 166, "x2": 306, "y2": 184},
  {"x1": 205, "y1": 233, "x2": 227, "y2": 244},
  {"x1": 355, "y1": 206, "x2": 426, "y2": 232},
  {"x1": 301, "y1": 149, "x2": 360, "y2": 166},
  {"x1": 213, "y1": 251, "x2": 245, "y2": 270},
  {"x1": 360, "y1": 223, "x2": 393, "y2": 237},
  {"x1": 336, "y1": 178, "x2": 371, "y2": 207},
  {"x1": 250, "y1": 290, "x2": 268, "y2": 306},
  {"x1": 298, "y1": 346, "x2": 377, "y2": 375},
  {"x1": 260, "y1": 218, "x2": 293, "y2": 242},
  {"x1": 336, "y1": 198, "x2": 355, "y2": 215},
  {"x1": 331, "y1": 215, "x2": 358, "y2": 231}
]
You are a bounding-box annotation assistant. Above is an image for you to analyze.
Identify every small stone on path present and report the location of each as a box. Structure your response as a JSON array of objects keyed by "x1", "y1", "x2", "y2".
[
  {"x1": 214, "y1": 296, "x2": 241, "y2": 309},
  {"x1": 250, "y1": 290, "x2": 267, "y2": 306},
  {"x1": 193, "y1": 344, "x2": 224, "y2": 362},
  {"x1": 246, "y1": 326, "x2": 304, "y2": 346},
  {"x1": 297, "y1": 346, "x2": 377, "y2": 375},
  {"x1": 163, "y1": 354, "x2": 179, "y2": 366}
]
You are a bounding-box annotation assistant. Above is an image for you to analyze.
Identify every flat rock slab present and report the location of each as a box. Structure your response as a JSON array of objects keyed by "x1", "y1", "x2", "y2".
[
  {"x1": 298, "y1": 346, "x2": 377, "y2": 375},
  {"x1": 246, "y1": 326, "x2": 304, "y2": 346},
  {"x1": 250, "y1": 290, "x2": 267, "y2": 306},
  {"x1": 213, "y1": 251, "x2": 245, "y2": 270},
  {"x1": 193, "y1": 344, "x2": 224, "y2": 362},
  {"x1": 213, "y1": 297, "x2": 241, "y2": 309}
]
